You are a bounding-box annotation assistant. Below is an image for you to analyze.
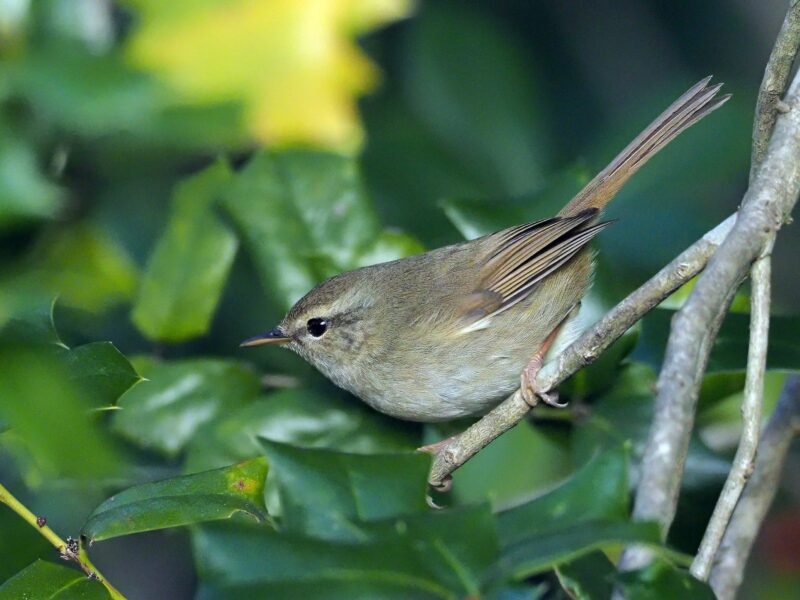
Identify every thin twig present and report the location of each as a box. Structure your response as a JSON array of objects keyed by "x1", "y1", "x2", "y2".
[
  {"x1": 708, "y1": 375, "x2": 800, "y2": 600},
  {"x1": 0, "y1": 482, "x2": 126, "y2": 599},
  {"x1": 751, "y1": 0, "x2": 800, "y2": 181},
  {"x1": 690, "y1": 242, "x2": 774, "y2": 580},
  {"x1": 426, "y1": 214, "x2": 736, "y2": 489},
  {"x1": 619, "y1": 53, "x2": 800, "y2": 576}
]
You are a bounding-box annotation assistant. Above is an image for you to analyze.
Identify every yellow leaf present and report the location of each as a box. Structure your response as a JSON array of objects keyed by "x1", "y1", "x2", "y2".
[{"x1": 125, "y1": 0, "x2": 413, "y2": 151}]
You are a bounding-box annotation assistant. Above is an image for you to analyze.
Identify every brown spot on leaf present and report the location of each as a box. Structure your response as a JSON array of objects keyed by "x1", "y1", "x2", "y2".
[{"x1": 230, "y1": 477, "x2": 257, "y2": 494}]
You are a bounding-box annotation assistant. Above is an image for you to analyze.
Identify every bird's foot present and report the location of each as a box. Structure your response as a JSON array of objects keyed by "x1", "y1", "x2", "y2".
[
  {"x1": 520, "y1": 358, "x2": 568, "y2": 409},
  {"x1": 419, "y1": 438, "x2": 455, "y2": 500},
  {"x1": 427, "y1": 474, "x2": 452, "y2": 496}
]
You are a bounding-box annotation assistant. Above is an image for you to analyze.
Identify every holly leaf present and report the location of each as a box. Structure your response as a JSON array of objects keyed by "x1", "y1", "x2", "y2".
[
  {"x1": 113, "y1": 359, "x2": 259, "y2": 457},
  {"x1": 497, "y1": 445, "x2": 630, "y2": 548},
  {"x1": 223, "y1": 151, "x2": 422, "y2": 309},
  {"x1": 132, "y1": 161, "x2": 237, "y2": 342},
  {"x1": 0, "y1": 560, "x2": 110, "y2": 600},
  {"x1": 82, "y1": 458, "x2": 268, "y2": 543},
  {"x1": 185, "y1": 389, "x2": 420, "y2": 473},
  {"x1": 259, "y1": 439, "x2": 430, "y2": 541},
  {"x1": 615, "y1": 559, "x2": 715, "y2": 600}
]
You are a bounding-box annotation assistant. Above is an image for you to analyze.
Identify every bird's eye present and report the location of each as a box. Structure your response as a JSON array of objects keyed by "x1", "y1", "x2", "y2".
[{"x1": 306, "y1": 318, "x2": 328, "y2": 337}]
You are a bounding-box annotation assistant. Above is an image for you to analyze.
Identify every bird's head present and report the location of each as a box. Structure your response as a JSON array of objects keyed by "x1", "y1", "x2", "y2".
[{"x1": 241, "y1": 270, "x2": 378, "y2": 385}]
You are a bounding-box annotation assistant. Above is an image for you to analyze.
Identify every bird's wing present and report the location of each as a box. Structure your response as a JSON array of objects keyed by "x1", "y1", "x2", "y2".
[{"x1": 458, "y1": 209, "x2": 610, "y2": 329}]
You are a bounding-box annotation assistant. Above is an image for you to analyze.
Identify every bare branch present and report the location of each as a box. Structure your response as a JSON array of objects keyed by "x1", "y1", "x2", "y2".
[
  {"x1": 691, "y1": 242, "x2": 774, "y2": 580},
  {"x1": 619, "y1": 61, "x2": 800, "y2": 575},
  {"x1": 751, "y1": 0, "x2": 800, "y2": 180},
  {"x1": 709, "y1": 375, "x2": 800, "y2": 600},
  {"x1": 426, "y1": 214, "x2": 736, "y2": 489}
]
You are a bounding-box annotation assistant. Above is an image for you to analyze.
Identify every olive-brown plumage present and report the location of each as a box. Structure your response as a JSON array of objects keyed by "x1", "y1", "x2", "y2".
[{"x1": 243, "y1": 78, "x2": 729, "y2": 422}]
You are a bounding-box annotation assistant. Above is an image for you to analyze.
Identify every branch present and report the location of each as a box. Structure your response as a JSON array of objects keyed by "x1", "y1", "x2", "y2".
[
  {"x1": 691, "y1": 241, "x2": 774, "y2": 580},
  {"x1": 708, "y1": 375, "x2": 800, "y2": 600},
  {"x1": 0, "y1": 482, "x2": 126, "y2": 599},
  {"x1": 619, "y1": 45, "x2": 800, "y2": 575},
  {"x1": 426, "y1": 214, "x2": 736, "y2": 490},
  {"x1": 751, "y1": 0, "x2": 800, "y2": 180}
]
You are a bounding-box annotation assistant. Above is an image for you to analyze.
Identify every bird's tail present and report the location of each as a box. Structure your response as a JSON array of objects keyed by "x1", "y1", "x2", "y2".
[{"x1": 559, "y1": 77, "x2": 729, "y2": 217}]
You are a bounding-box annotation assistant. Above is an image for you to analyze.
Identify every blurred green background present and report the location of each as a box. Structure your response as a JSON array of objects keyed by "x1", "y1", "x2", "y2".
[{"x1": 1, "y1": 1, "x2": 798, "y2": 598}]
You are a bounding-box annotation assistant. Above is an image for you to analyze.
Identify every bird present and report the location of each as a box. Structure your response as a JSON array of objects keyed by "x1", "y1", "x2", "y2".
[{"x1": 242, "y1": 78, "x2": 728, "y2": 425}]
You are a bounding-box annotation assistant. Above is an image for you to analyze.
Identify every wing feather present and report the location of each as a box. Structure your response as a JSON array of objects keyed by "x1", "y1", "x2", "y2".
[{"x1": 460, "y1": 210, "x2": 611, "y2": 328}]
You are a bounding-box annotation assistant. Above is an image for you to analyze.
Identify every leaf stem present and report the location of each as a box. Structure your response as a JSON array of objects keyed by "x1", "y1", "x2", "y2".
[{"x1": 0, "y1": 482, "x2": 126, "y2": 600}]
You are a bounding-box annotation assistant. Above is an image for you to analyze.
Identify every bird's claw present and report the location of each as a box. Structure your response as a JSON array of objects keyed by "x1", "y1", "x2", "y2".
[
  {"x1": 538, "y1": 389, "x2": 568, "y2": 408},
  {"x1": 520, "y1": 365, "x2": 568, "y2": 409},
  {"x1": 428, "y1": 474, "x2": 452, "y2": 495}
]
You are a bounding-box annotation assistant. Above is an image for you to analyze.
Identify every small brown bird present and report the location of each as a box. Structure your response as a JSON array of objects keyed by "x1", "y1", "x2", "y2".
[{"x1": 243, "y1": 78, "x2": 728, "y2": 423}]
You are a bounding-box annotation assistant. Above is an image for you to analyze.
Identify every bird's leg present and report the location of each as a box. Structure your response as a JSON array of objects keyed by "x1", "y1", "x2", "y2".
[{"x1": 520, "y1": 314, "x2": 572, "y2": 409}]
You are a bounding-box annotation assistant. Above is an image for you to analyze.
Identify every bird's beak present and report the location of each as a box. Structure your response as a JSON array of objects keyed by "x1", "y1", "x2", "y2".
[{"x1": 240, "y1": 327, "x2": 291, "y2": 347}]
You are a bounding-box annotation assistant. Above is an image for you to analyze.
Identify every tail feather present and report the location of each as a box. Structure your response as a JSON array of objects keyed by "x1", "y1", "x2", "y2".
[{"x1": 559, "y1": 77, "x2": 730, "y2": 217}]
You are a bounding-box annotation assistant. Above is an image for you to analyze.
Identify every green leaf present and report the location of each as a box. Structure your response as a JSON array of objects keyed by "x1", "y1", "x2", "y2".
[
  {"x1": 615, "y1": 558, "x2": 715, "y2": 600},
  {"x1": 194, "y1": 505, "x2": 498, "y2": 599},
  {"x1": 112, "y1": 359, "x2": 260, "y2": 457},
  {"x1": 197, "y1": 579, "x2": 440, "y2": 600},
  {"x1": 259, "y1": 439, "x2": 430, "y2": 541},
  {"x1": 5, "y1": 42, "x2": 161, "y2": 137},
  {"x1": 404, "y1": 2, "x2": 549, "y2": 196},
  {"x1": 697, "y1": 371, "x2": 747, "y2": 411},
  {"x1": 22, "y1": 224, "x2": 140, "y2": 314},
  {"x1": 0, "y1": 509, "x2": 50, "y2": 582},
  {"x1": 495, "y1": 520, "x2": 661, "y2": 580},
  {"x1": 81, "y1": 458, "x2": 268, "y2": 543},
  {"x1": 361, "y1": 101, "x2": 487, "y2": 245},
  {"x1": 571, "y1": 363, "x2": 731, "y2": 489},
  {"x1": 441, "y1": 166, "x2": 588, "y2": 240},
  {"x1": 361, "y1": 503, "x2": 499, "y2": 596},
  {"x1": 698, "y1": 370, "x2": 789, "y2": 428},
  {"x1": 223, "y1": 150, "x2": 377, "y2": 308},
  {"x1": 0, "y1": 128, "x2": 62, "y2": 231},
  {"x1": 659, "y1": 276, "x2": 749, "y2": 313},
  {"x1": 638, "y1": 311, "x2": 800, "y2": 373},
  {"x1": 5, "y1": 36, "x2": 244, "y2": 148},
  {"x1": 197, "y1": 505, "x2": 498, "y2": 599},
  {"x1": 0, "y1": 344, "x2": 121, "y2": 478},
  {"x1": 0, "y1": 299, "x2": 61, "y2": 346},
  {"x1": 0, "y1": 560, "x2": 110, "y2": 600},
  {"x1": 712, "y1": 313, "x2": 800, "y2": 371},
  {"x1": 497, "y1": 445, "x2": 629, "y2": 548},
  {"x1": 132, "y1": 161, "x2": 237, "y2": 342},
  {"x1": 222, "y1": 150, "x2": 418, "y2": 310},
  {"x1": 1, "y1": 302, "x2": 141, "y2": 408},
  {"x1": 185, "y1": 389, "x2": 420, "y2": 473},
  {"x1": 62, "y1": 342, "x2": 142, "y2": 408},
  {"x1": 354, "y1": 229, "x2": 425, "y2": 268},
  {"x1": 555, "y1": 551, "x2": 616, "y2": 600},
  {"x1": 440, "y1": 419, "x2": 573, "y2": 509},
  {"x1": 193, "y1": 522, "x2": 452, "y2": 599}
]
